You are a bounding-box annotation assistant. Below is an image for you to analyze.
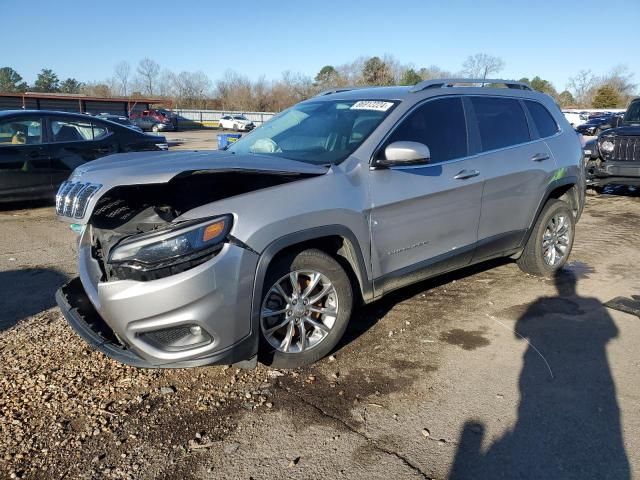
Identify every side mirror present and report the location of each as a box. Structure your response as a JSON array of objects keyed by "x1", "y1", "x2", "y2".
[
  {"x1": 611, "y1": 116, "x2": 622, "y2": 128},
  {"x1": 375, "y1": 141, "x2": 431, "y2": 168}
]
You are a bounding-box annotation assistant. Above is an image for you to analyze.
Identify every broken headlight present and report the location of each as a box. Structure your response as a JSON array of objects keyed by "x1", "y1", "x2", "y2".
[{"x1": 109, "y1": 215, "x2": 232, "y2": 268}]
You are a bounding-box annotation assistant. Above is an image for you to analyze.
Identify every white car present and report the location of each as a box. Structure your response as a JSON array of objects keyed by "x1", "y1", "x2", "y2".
[
  {"x1": 218, "y1": 114, "x2": 255, "y2": 131},
  {"x1": 563, "y1": 111, "x2": 589, "y2": 128}
]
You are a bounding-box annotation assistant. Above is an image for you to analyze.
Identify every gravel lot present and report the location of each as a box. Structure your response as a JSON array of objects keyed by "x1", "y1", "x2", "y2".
[{"x1": 0, "y1": 183, "x2": 639, "y2": 479}]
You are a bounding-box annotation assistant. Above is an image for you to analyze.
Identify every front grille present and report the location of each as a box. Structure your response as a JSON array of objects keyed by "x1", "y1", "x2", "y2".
[
  {"x1": 612, "y1": 136, "x2": 640, "y2": 162},
  {"x1": 55, "y1": 181, "x2": 102, "y2": 219}
]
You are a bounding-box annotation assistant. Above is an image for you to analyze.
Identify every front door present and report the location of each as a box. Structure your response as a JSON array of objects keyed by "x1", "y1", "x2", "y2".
[
  {"x1": 0, "y1": 116, "x2": 51, "y2": 200},
  {"x1": 369, "y1": 96, "x2": 483, "y2": 294}
]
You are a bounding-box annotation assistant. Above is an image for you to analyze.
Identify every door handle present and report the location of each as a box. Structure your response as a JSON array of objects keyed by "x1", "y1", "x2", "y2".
[
  {"x1": 454, "y1": 169, "x2": 480, "y2": 180},
  {"x1": 532, "y1": 153, "x2": 550, "y2": 162}
]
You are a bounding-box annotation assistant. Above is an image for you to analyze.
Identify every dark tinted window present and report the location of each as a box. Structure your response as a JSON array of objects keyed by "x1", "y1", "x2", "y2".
[
  {"x1": 525, "y1": 101, "x2": 559, "y2": 138},
  {"x1": 386, "y1": 97, "x2": 467, "y2": 163},
  {"x1": 51, "y1": 118, "x2": 109, "y2": 142},
  {"x1": 470, "y1": 97, "x2": 530, "y2": 151}
]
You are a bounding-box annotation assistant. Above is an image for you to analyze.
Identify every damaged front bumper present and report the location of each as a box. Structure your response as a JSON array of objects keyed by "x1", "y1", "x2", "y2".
[
  {"x1": 586, "y1": 160, "x2": 640, "y2": 187},
  {"x1": 56, "y1": 233, "x2": 260, "y2": 368}
]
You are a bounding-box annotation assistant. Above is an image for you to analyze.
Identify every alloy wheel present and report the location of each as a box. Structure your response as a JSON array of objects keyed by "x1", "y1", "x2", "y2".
[
  {"x1": 542, "y1": 214, "x2": 571, "y2": 266},
  {"x1": 260, "y1": 270, "x2": 338, "y2": 353}
]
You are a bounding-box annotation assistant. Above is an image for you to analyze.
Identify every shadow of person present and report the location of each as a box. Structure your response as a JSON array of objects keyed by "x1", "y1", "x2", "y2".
[{"x1": 449, "y1": 269, "x2": 630, "y2": 479}]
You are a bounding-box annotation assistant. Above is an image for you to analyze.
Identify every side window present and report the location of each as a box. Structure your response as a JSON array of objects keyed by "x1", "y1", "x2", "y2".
[
  {"x1": 0, "y1": 118, "x2": 42, "y2": 145},
  {"x1": 92, "y1": 122, "x2": 109, "y2": 140},
  {"x1": 470, "y1": 97, "x2": 530, "y2": 151},
  {"x1": 525, "y1": 101, "x2": 559, "y2": 138},
  {"x1": 51, "y1": 118, "x2": 107, "y2": 142},
  {"x1": 385, "y1": 97, "x2": 468, "y2": 163}
]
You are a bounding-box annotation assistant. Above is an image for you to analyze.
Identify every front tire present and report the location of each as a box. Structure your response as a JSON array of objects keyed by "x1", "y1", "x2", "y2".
[
  {"x1": 517, "y1": 199, "x2": 575, "y2": 277},
  {"x1": 259, "y1": 249, "x2": 353, "y2": 369}
]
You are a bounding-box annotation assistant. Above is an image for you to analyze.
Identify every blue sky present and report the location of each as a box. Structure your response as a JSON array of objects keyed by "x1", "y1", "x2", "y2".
[{"x1": 5, "y1": 0, "x2": 639, "y2": 92}]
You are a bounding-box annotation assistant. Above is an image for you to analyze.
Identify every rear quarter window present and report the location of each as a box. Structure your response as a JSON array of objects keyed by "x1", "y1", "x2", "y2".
[
  {"x1": 470, "y1": 97, "x2": 530, "y2": 152},
  {"x1": 525, "y1": 101, "x2": 559, "y2": 138}
]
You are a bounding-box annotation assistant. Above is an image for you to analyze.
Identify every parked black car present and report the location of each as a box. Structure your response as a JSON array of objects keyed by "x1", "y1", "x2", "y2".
[
  {"x1": 585, "y1": 98, "x2": 640, "y2": 190},
  {"x1": 576, "y1": 114, "x2": 621, "y2": 136},
  {"x1": 0, "y1": 110, "x2": 168, "y2": 202}
]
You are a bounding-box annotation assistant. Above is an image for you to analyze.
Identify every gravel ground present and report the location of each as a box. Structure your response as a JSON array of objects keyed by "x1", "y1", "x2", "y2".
[{"x1": 0, "y1": 187, "x2": 639, "y2": 479}]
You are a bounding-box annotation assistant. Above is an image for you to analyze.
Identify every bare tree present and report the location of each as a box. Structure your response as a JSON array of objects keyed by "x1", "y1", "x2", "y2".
[
  {"x1": 461, "y1": 53, "x2": 505, "y2": 80},
  {"x1": 170, "y1": 71, "x2": 212, "y2": 109},
  {"x1": 215, "y1": 70, "x2": 253, "y2": 111},
  {"x1": 114, "y1": 61, "x2": 131, "y2": 96},
  {"x1": 419, "y1": 65, "x2": 453, "y2": 80},
  {"x1": 136, "y1": 58, "x2": 160, "y2": 95},
  {"x1": 600, "y1": 65, "x2": 636, "y2": 102},
  {"x1": 336, "y1": 56, "x2": 368, "y2": 86},
  {"x1": 567, "y1": 70, "x2": 596, "y2": 107}
]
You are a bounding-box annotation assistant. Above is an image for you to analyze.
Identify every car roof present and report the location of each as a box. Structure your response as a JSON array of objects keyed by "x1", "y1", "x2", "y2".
[
  {"x1": 0, "y1": 109, "x2": 100, "y2": 119},
  {"x1": 310, "y1": 79, "x2": 550, "y2": 104}
]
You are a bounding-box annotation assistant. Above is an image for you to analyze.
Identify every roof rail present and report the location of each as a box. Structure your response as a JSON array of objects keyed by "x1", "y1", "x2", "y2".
[
  {"x1": 409, "y1": 78, "x2": 532, "y2": 93},
  {"x1": 315, "y1": 86, "x2": 369, "y2": 97}
]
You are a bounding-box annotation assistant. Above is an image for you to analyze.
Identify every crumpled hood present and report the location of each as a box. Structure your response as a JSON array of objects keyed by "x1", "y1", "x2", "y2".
[
  {"x1": 70, "y1": 150, "x2": 328, "y2": 185},
  {"x1": 57, "y1": 150, "x2": 328, "y2": 224}
]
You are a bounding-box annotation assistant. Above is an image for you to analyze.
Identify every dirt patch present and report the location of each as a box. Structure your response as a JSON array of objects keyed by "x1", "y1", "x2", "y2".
[
  {"x1": 274, "y1": 361, "x2": 427, "y2": 427},
  {"x1": 439, "y1": 328, "x2": 490, "y2": 351}
]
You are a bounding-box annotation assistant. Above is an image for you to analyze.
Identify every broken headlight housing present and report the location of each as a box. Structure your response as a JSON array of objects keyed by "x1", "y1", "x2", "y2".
[{"x1": 108, "y1": 216, "x2": 232, "y2": 278}]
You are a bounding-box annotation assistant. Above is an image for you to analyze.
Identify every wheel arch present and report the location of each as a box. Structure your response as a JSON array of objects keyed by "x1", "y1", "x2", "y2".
[
  {"x1": 519, "y1": 177, "x2": 580, "y2": 253},
  {"x1": 248, "y1": 226, "x2": 373, "y2": 357}
]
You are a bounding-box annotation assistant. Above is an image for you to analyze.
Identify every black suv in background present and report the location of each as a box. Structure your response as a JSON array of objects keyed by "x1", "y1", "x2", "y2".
[
  {"x1": 585, "y1": 98, "x2": 640, "y2": 190},
  {"x1": 0, "y1": 110, "x2": 168, "y2": 202}
]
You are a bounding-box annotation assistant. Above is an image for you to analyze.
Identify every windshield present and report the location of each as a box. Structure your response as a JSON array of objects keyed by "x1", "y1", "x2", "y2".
[
  {"x1": 623, "y1": 102, "x2": 640, "y2": 124},
  {"x1": 227, "y1": 99, "x2": 397, "y2": 164},
  {"x1": 233, "y1": 115, "x2": 248, "y2": 120}
]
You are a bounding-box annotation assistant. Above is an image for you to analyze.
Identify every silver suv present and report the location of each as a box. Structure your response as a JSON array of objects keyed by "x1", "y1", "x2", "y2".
[{"x1": 55, "y1": 79, "x2": 585, "y2": 369}]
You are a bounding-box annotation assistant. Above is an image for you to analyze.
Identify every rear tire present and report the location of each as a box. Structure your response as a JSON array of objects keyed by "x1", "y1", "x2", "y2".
[
  {"x1": 258, "y1": 249, "x2": 353, "y2": 369},
  {"x1": 517, "y1": 199, "x2": 575, "y2": 277}
]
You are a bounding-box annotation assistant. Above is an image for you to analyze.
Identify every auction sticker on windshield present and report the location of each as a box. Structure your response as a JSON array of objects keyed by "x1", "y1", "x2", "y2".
[{"x1": 350, "y1": 101, "x2": 395, "y2": 111}]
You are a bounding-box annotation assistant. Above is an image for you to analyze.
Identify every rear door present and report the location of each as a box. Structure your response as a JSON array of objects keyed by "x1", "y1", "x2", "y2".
[
  {"x1": 0, "y1": 115, "x2": 51, "y2": 200},
  {"x1": 466, "y1": 96, "x2": 558, "y2": 261},
  {"x1": 369, "y1": 96, "x2": 484, "y2": 293},
  {"x1": 47, "y1": 116, "x2": 118, "y2": 188}
]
